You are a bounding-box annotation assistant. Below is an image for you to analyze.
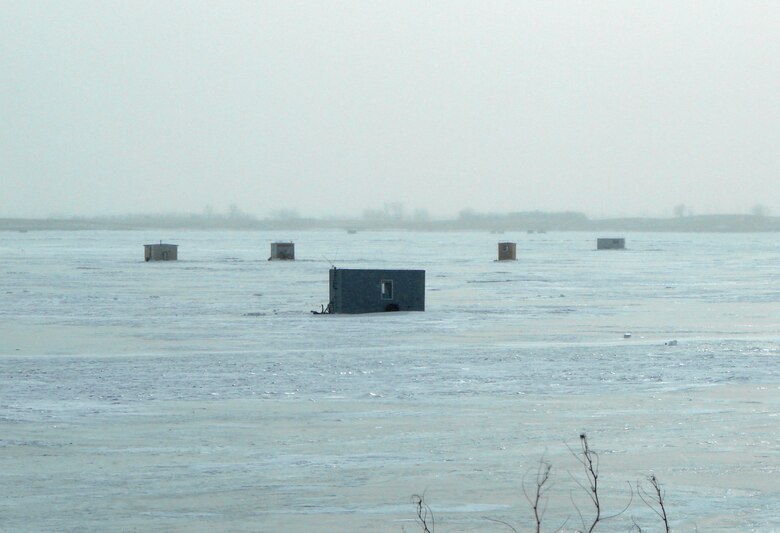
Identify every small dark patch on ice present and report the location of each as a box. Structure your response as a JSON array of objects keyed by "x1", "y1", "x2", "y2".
[{"x1": 550, "y1": 307, "x2": 576, "y2": 314}]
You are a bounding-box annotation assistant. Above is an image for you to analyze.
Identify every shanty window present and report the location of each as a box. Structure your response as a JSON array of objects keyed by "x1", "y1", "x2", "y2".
[{"x1": 381, "y1": 280, "x2": 393, "y2": 300}]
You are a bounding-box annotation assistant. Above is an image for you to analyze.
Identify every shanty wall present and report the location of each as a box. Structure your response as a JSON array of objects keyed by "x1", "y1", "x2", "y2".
[
  {"x1": 270, "y1": 242, "x2": 295, "y2": 260},
  {"x1": 498, "y1": 242, "x2": 517, "y2": 260},
  {"x1": 329, "y1": 268, "x2": 425, "y2": 314},
  {"x1": 597, "y1": 238, "x2": 625, "y2": 250},
  {"x1": 144, "y1": 244, "x2": 178, "y2": 261}
]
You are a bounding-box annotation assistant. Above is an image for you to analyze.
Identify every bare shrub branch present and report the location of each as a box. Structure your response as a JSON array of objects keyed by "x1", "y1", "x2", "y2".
[
  {"x1": 637, "y1": 474, "x2": 670, "y2": 533},
  {"x1": 566, "y1": 433, "x2": 632, "y2": 532},
  {"x1": 483, "y1": 516, "x2": 519, "y2": 532},
  {"x1": 412, "y1": 494, "x2": 434, "y2": 533},
  {"x1": 522, "y1": 458, "x2": 553, "y2": 533},
  {"x1": 411, "y1": 435, "x2": 667, "y2": 533}
]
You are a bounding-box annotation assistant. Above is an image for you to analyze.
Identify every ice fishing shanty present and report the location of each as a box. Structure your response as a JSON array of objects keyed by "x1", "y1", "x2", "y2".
[
  {"x1": 144, "y1": 242, "x2": 178, "y2": 261},
  {"x1": 597, "y1": 238, "x2": 625, "y2": 250},
  {"x1": 327, "y1": 268, "x2": 425, "y2": 314},
  {"x1": 497, "y1": 242, "x2": 517, "y2": 261},
  {"x1": 269, "y1": 242, "x2": 295, "y2": 260}
]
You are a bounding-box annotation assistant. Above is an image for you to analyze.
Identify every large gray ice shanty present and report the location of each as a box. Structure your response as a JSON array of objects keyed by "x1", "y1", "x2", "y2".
[
  {"x1": 497, "y1": 241, "x2": 517, "y2": 261},
  {"x1": 328, "y1": 268, "x2": 425, "y2": 314},
  {"x1": 269, "y1": 242, "x2": 295, "y2": 260},
  {"x1": 143, "y1": 242, "x2": 178, "y2": 261},
  {"x1": 597, "y1": 237, "x2": 625, "y2": 250}
]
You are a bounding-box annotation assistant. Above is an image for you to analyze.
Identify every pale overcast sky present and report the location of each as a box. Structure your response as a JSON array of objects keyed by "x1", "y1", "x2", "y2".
[{"x1": 2, "y1": 1, "x2": 779, "y2": 219}]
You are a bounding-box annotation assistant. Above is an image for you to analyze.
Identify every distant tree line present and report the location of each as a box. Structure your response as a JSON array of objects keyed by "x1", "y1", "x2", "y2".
[{"x1": 2, "y1": 206, "x2": 780, "y2": 232}]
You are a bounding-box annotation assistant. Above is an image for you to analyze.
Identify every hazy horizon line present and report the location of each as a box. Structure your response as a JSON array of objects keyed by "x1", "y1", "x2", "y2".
[{"x1": 2, "y1": 207, "x2": 774, "y2": 222}]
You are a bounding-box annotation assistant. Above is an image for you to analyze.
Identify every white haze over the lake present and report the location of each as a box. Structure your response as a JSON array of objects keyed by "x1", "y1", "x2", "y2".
[{"x1": 2, "y1": 1, "x2": 779, "y2": 219}]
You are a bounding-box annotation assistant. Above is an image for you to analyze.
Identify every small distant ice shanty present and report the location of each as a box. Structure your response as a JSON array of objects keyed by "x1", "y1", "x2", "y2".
[
  {"x1": 144, "y1": 242, "x2": 178, "y2": 261},
  {"x1": 269, "y1": 242, "x2": 295, "y2": 260},
  {"x1": 327, "y1": 268, "x2": 425, "y2": 314},
  {"x1": 597, "y1": 238, "x2": 625, "y2": 250},
  {"x1": 498, "y1": 241, "x2": 517, "y2": 261}
]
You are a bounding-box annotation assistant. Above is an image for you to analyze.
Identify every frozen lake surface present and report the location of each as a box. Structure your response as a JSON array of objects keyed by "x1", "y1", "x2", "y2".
[{"x1": 1, "y1": 230, "x2": 779, "y2": 531}]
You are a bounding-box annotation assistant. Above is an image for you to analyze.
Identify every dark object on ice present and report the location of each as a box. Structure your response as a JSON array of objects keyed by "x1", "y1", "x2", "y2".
[
  {"x1": 497, "y1": 241, "x2": 517, "y2": 261},
  {"x1": 597, "y1": 237, "x2": 625, "y2": 250},
  {"x1": 269, "y1": 242, "x2": 295, "y2": 260},
  {"x1": 144, "y1": 242, "x2": 178, "y2": 261},
  {"x1": 326, "y1": 267, "x2": 425, "y2": 314},
  {"x1": 311, "y1": 303, "x2": 332, "y2": 315}
]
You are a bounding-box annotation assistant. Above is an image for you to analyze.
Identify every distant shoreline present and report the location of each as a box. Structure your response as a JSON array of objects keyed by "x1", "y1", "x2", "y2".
[{"x1": 2, "y1": 213, "x2": 780, "y2": 233}]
